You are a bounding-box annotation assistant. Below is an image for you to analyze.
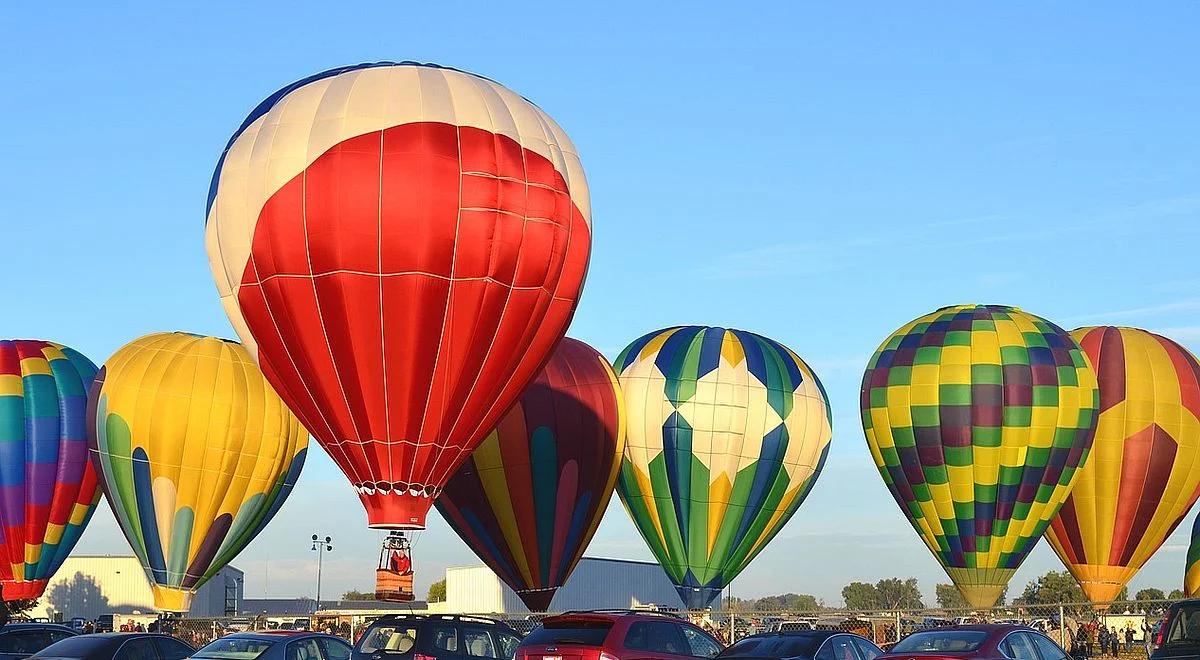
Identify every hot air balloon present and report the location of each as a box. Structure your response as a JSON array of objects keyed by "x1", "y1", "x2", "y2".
[
  {"x1": 0, "y1": 340, "x2": 101, "y2": 601},
  {"x1": 1046, "y1": 326, "x2": 1200, "y2": 607},
  {"x1": 1187, "y1": 514, "x2": 1200, "y2": 597},
  {"x1": 205, "y1": 62, "x2": 591, "y2": 530},
  {"x1": 436, "y1": 338, "x2": 624, "y2": 612},
  {"x1": 615, "y1": 326, "x2": 832, "y2": 609},
  {"x1": 861, "y1": 305, "x2": 1099, "y2": 608},
  {"x1": 87, "y1": 333, "x2": 307, "y2": 612}
]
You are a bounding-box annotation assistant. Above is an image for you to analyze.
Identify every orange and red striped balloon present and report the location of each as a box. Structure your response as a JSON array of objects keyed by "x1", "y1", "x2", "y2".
[{"x1": 1046, "y1": 326, "x2": 1200, "y2": 607}]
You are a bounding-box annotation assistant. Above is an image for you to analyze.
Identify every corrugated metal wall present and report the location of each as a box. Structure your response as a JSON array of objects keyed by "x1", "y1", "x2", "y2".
[
  {"x1": 32, "y1": 556, "x2": 244, "y2": 619},
  {"x1": 446, "y1": 557, "x2": 681, "y2": 613}
]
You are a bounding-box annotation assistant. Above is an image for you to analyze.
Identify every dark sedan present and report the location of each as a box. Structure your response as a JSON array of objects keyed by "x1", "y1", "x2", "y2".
[
  {"x1": 31, "y1": 633, "x2": 194, "y2": 660},
  {"x1": 194, "y1": 632, "x2": 352, "y2": 660},
  {"x1": 882, "y1": 625, "x2": 1069, "y2": 660},
  {"x1": 719, "y1": 630, "x2": 883, "y2": 660}
]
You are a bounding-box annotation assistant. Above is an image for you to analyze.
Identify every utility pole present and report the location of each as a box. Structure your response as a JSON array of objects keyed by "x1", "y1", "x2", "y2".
[{"x1": 311, "y1": 534, "x2": 333, "y2": 614}]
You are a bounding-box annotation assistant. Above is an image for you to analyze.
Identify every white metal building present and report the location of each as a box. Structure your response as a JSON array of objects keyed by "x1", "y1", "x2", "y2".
[
  {"x1": 445, "y1": 557, "x2": 680, "y2": 614},
  {"x1": 32, "y1": 556, "x2": 244, "y2": 620}
]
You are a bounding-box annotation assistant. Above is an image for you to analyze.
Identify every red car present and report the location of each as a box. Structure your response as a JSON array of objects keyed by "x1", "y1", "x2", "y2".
[
  {"x1": 882, "y1": 625, "x2": 1071, "y2": 660},
  {"x1": 516, "y1": 610, "x2": 724, "y2": 660}
]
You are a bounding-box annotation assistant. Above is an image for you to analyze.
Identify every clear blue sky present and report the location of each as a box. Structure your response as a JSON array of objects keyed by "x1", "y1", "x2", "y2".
[{"x1": 3, "y1": 2, "x2": 1199, "y2": 607}]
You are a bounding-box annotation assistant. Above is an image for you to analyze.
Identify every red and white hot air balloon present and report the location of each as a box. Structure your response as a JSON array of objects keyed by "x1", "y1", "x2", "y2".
[{"x1": 204, "y1": 62, "x2": 591, "y2": 529}]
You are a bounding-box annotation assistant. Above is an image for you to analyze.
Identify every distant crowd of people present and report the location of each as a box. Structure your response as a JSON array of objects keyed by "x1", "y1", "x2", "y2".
[{"x1": 1068, "y1": 621, "x2": 1146, "y2": 657}]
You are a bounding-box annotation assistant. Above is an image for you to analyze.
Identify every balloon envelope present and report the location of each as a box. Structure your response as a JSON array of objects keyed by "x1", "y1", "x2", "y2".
[
  {"x1": 205, "y1": 62, "x2": 591, "y2": 529},
  {"x1": 436, "y1": 338, "x2": 624, "y2": 611},
  {"x1": 615, "y1": 326, "x2": 832, "y2": 609},
  {"x1": 88, "y1": 333, "x2": 307, "y2": 612},
  {"x1": 0, "y1": 340, "x2": 101, "y2": 601},
  {"x1": 1187, "y1": 514, "x2": 1200, "y2": 597},
  {"x1": 860, "y1": 305, "x2": 1099, "y2": 608},
  {"x1": 1047, "y1": 326, "x2": 1200, "y2": 606}
]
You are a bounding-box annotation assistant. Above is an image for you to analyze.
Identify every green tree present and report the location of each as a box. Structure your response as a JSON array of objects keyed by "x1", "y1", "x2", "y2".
[
  {"x1": 1136, "y1": 588, "x2": 1166, "y2": 602},
  {"x1": 842, "y1": 581, "x2": 879, "y2": 610},
  {"x1": 1014, "y1": 571, "x2": 1084, "y2": 605},
  {"x1": 427, "y1": 579, "x2": 447, "y2": 603},
  {"x1": 876, "y1": 577, "x2": 924, "y2": 609},
  {"x1": 341, "y1": 590, "x2": 376, "y2": 600},
  {"x1": 752, "y1": 593, "x2": 823, "y2": 612},
  {"x1": 1170, "y1": 589, "x2": 1186, "y2": 600},
  {"x1": 936, "y1": 583, "x2": 968, "y2": 609}
]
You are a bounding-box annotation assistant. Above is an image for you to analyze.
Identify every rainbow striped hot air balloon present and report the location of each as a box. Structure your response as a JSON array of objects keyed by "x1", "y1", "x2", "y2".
[
  {"x1": 0, "y1": 340, "x2": 101, "y2": 601},
  {"x1": 615, "y1": 326, "x2": 832, "y2": 609},
  {"x1": 437, "y1": 338, "x2": 625, "y2": 612},
  {"x1": 88, "y1": 333, "x2": 307, "y2": 612},
  {"x1": 1047, "y1": 327, "x2": 1200, "y2": 607},
  {"x1": 861, "y1": 305, "x2": 1099, "y2": 608}
]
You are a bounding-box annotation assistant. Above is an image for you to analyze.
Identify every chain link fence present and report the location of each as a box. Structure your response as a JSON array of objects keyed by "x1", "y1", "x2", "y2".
[{"x1": 162, "y1": 599, "x2": 1175, "y2": 653}]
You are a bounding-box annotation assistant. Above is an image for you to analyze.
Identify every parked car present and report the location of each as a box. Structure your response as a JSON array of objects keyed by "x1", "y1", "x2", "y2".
[
  {"x1": 194, "y1": 631, "x2": 352, "y2": 660},
  {"x1": 882, "y1": 624, "x2": 1069, "y2": 660},
  {"x1": 31, "y1": 633, "x2": 194, "y2": 660},
  {"x1": 354, "y1": 614, "x2": 522, "y2": 660},
  {"x1": 1151, "y1": 599, "x2": 1200, "y2": 660},
  {"x1": 516, "y1": 609, "x2": 723, "y2": 660},
  {"x1": 720, "y1": 630, "x2": 883, "y2": 660},
  {"x1": 0, "y1": 624, "x2": 77, "y2": 660}
]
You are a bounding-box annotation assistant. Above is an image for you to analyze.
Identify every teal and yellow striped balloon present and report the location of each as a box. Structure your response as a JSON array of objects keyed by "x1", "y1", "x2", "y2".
[{"x1": 614, "y1": 326, "x2": 832, "y2": 609}]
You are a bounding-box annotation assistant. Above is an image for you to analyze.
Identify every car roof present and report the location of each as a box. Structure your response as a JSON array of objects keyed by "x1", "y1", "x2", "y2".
[
  {"x1": 740, "y1": 630, "x2": 841, "y2": 641},
  {"x1": 3, "y1": 623, "x2": 76, "y2": 632},
  {"x1": 907, "y1": 624, "x2": 1031, "y2": 634},
  {"x1": 546, "y1": 610, "x2": 683, "y2": 622},
  {"x1": 374, "y1": 614, "x2": 504, "y2": 626}
]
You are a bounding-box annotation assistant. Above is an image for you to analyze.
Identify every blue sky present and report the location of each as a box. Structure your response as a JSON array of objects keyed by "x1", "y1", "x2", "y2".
[{"x1": 3, "y1": 2, "x2": 1199, "y2": 607}]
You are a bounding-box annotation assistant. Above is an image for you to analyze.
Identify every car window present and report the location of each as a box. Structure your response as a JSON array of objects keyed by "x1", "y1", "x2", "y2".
[
  {"x1": 460, "y1": 629, "x2": 494, "y2": 659},
  {"x1": 47, "y1": 632, "x2": 75, "y2": 645},
  {"x1": 816, "y1": 636, "x2": 860, "y2": 660},
  {"x1": 494, "y1": 633, "x2": 520, "y2": 660},
  {"x1": 428, "y1": 624, "x2": 459, "y2": 654},
  {"x1": 0, "y1": 632, "x2": 49, "y2": 655},
  {"x1": 681, "y1": 626, "x2": 721, "y2": 659},
  {"x1": 624, "y1": 622, "x2": 689, "y2": 655},
  {"x1": 851, "y1": 637, "x2": 882, "y2": 660},
  {"x1": 1168, "y1": 606, "x2": 1200, "y2": 643},
  {"x1": 116, "y1": 638, "x2": 161, "y2": 660},
  {"x1": 525, "y1": 622, "x2": 611, "y2": 646},
  {"x1": 1001, "y1": 633, "x2": 1040, "y2": 660},
  {"x1": 318, "y1": 638, "x2": 352, "y2": 660},
  {"x1": 358, "y1": 625, "x2": 420, "y2": 654},
  {"x1": 893, "y1": 631, "x2": 988, "y2": 653},
  {"x1": 155, "y1": 638, "x2": 194, "y2": 660},
  {"x1": 1029, "y1": 633, "x2": 1067, "y2": 660},
  {"x1": 286, "y1": 639, "x2": 322, "y2": 660}
]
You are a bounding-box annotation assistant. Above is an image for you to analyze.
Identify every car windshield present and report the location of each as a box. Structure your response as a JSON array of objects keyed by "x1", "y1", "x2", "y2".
[
  {"x1": 524, "y1": 621, "x2": 612, "y2": 646},
  {"x1": 359, "y1": 624, "x2": 421, "y2": 654},
  {"x1": 194, "y1": 637, "x2": 277, "y2": 659},
  {"x1": 1167, "y1": 605, "x2": 1200, "y2": 644},
  {"x1": 891, "y1": 631, "x2": 988, "y2": 653},
  {"x1": 721, "y1": 635, "x2": 823, "y2": 658}
]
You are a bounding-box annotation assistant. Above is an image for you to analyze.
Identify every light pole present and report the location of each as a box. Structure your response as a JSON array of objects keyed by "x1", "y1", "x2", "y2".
[{"x1": 311, "y1": 534, "x2": 332, "y2": 614}]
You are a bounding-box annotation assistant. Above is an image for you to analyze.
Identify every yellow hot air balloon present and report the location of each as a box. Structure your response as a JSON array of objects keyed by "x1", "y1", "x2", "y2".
[
  {"x1": 88, "y1": 333, "x2": 308, "y2": 612},
  {"x1": 1046, "y1": 326, "x2": 1200, "y2": 607}
]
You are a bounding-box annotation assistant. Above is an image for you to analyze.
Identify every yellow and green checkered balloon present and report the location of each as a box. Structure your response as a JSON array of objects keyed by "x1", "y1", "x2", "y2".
[{"x1": 860, "y1": 305, "x2": 1099, "y2": 607}]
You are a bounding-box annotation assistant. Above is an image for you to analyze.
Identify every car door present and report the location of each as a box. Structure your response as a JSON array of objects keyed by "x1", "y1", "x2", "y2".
[
  {"x1": 816, "y1": 635, "x2": 864, "y2": 660},
  {"x1": 115, "y1": 637, "x2": 163, "y2": 660},
  {"x1": 1029, "y1": 633, "x2": 1069, "y2": 660},
  {"x1": 319, "y1": 637, "x2": 354, "y2": 660},
  {"x1": 679, "y1": 625, "x2": 721, "y2": 659},
  {"x1": 424, "y1": 622, "x2": 465, "y2": 660},
  {"x1": 491, "y1": 631, "x2": 520, "y2": 660},
  {"x1": 850, "y1": 636, "x2": 883, "y2": 660},
  {"x1": 286, "y1": 638, "x2": 326, "y2": 660},
  {"x1": 459, "y1": 627, "x2": 498, "y2": 660},
  {"x1": 622, "y1": 621, "x2": 692, "y2": 660},
  {"x1": 153, "y1": 637, "x2": 195, "y2": 660},
  {"x1": 1000, "y1": 633, "x2": 1041, "y2": 660}
]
